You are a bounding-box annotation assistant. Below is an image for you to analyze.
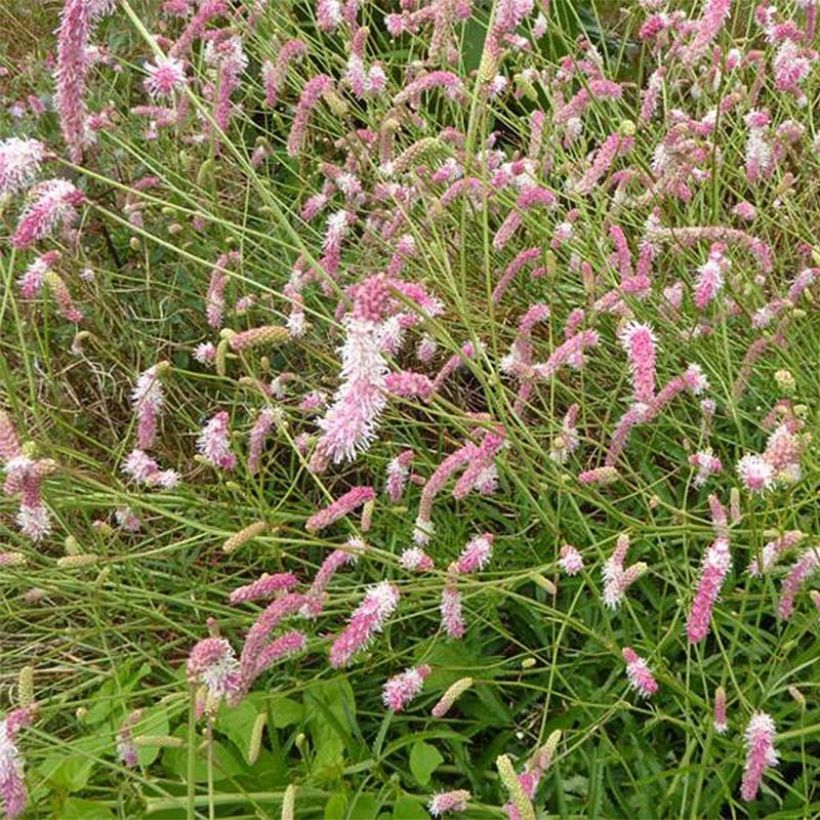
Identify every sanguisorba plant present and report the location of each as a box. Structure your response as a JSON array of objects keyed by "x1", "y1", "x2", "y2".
[{"x1": 0, "y1": 0, "x2": 818, "y2": 817}]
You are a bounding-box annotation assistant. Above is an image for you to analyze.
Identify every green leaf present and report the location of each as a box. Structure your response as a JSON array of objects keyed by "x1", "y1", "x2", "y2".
[
  {"x1": 324, "y1": 791, "x2": 347, "y2": 819},
  {"x1": 409, "y1": 741, "x2": 443, "y2": 786},
  {"x1": 62, "y1": 798, "x2": 114, "y2": 819},
  {"x1": 217, "y1": 696, "x2": 262, "y2": 763},
  {"x1": 305, "y1": 678, "x2": 359, "y2": 783},
  {"x1": 348, "y1": 794, "x2": 380, "y2": 819},
  {"x1": 270, "y1": 696, "x2": 303, "y2": 729},
  {"x1": 134, "y1": 706, "x2": 170, "y2": 768},
  {"x1": 392, "y1": 796, "x2": 429, "y2": 820}
]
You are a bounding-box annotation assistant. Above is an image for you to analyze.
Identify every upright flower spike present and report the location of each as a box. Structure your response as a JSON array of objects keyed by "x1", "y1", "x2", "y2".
[
  {"x1": 0, "y1": 138, "x2": 45, "y2": 196},
  {"x1": 305, "y1": 486, "x2": 375, "y2": 533},
  {"x1": 382, "y1": 664, "x2": 431, "y2": 712},
  {"x1": 740, "y1": 712, "x2": 777, "y2": 801},
  {"x1": 748, "y1": 530, "x2": 805, "y2": 577},
  {"x1": 56, "y1": 0, "x2": 92, "y2": 162},
  {"x1": 602, "y1": 534, "x2": 647, "y2": 608},
  {"x1": 329, "y1": 582, "x2": 399, "y2": 668},
  {"x1": 713, "y1": 686, "x2": 728, "y2": 734},
  {"x1": 454, "y1": 533, "x2": 494, "y2": 574},
  {"x1": 131, "y1": 363, "x2": 168, "y2": 451},
  {"x1": 622, "y1": 647, "x2": 658, "y2": 698},
  {"x1": 686, "y1": 536, "x2": 731, "y2": 643},
  {"x1": 301, "y1": 539, "x2": 365, "y2": 617},
  {"x1": 431, "y1": 677, "x2": 474, "y2": 718},
  {"x1": 197, "y1": 411, "x2": 236, "y2": 471},
  {"x1": 385, "y1": 449, "x2": 413, "y2": 503},
  {"x1": 693, "y1": 244, "x2": 729, "y2": 310},
  {"x1": 559, "y1": 545, "x2": 584, "y2": 576},
  {"x1": 287, "y1": 74, "x2": 334, "y2": 158},
  {"x1": 11, "y1": 179, "x2": 84, "y2": 249},
  {"x1": 186, "y1": 638, "x2": 242, "y2": 714},
  {"x1": 428, "y1": 790, "x2": 471, "y2": 816},
  {"x1": 778, "y1": 547, "x2": 820, "y2": 620},
  {"x1": 618, "y1": 322, "x2": 656, "y2": 406},
  {"x1": 0, "y1": 706, "x2": 36, "y2": 820},
  {"x1": 440, "y1": 584, "x2": 465, "y2": 638}
]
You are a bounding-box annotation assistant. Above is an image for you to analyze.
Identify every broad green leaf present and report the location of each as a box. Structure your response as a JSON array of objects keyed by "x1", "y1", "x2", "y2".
[
  {"x1": 270, "y1": 696, "x2": 303, "y2": 728},
  {"x1": 392, "y1": 796, "x2": 429, "y2": 819},
  {"x1": 62, "y1": 798, "x2": 114, "y2": 819},
  {"x1": 409, "y1": 740, "x2": 443, "y2": 786},
  {"x1": 324, "y1": 791, "x2": 347, "y2": 819}
]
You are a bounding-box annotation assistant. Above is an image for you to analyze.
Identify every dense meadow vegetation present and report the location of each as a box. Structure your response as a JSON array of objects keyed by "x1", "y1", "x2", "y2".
[{"x1": 0, "y1": 0, "x2": 818, "y2": 817}]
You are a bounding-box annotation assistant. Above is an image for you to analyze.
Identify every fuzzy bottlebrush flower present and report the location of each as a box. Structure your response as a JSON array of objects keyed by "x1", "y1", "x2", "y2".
[
  {"x1": 399, "y1": 547, "x2": 434, "y2": 572},
  {"x1": 143, "y1": 56, "x2": 187, "y2": 99},
  {"x1": 748, "y1": 531, "x2": 805, "y2": 577},
  {"x1": 622, "y1": 647, "x2": 658, "y2": 698},
  {"x1": 385, "y1": 449, "x2": 413, "y2": 503},
  {"x1": 229, "y1": 572, "x2": 298, "y2": 605},
  {"x1": 247, "y1": 407, "x2": 278, "y2": 475},
  {"x1": 122, "y1": 449, "x2": 179, "y2": 488},
  {"x1": 287, "y1": 74, "x2": 333, "y2": 158},
  {"x1": 454, "y1": 533, "x2": 494, "y2": 574},
  {"x1": 205, "y1": 251, "x2": 240, "y2": 329},
  {"x1": 197, "y1": 411, "x2": 236, "y2": 471},
  {"x1": 736, "y1": 454, "x2": 775, "y2": 493},
  {"x1": 187, "y1": 638, "x2": 242, "y2": 714},
  {"x1": 693, "y1": 244, "x2": 729, "y2": 310},
  {"x1": 559, "y1": 545, "x2": 584, "y2": 576},
  {"x1": 618, "y1": 322, "x2": 656, "y2": 406},
  {"x1": 429, "y1": 790, "x2": 471, "y2": 816},
  {"x1": 301, "y1": 539, "x2": 364, "y2": 617},
  {"x1": 262, "y1": 39, "x2": 307, "y2": 107},
  {"x1": 17, "y1": 251, "x2": 60, "y2": 300},
  {"x1": 131, "y1": 364, "x2": 167, "y2": 451},
  {"x1": 56, "y1": 0, "x2": 92, "y2": 162},
  {"x1": 0, "y1": 138, "x2": 45, "y2": 196},
  {"x1": 305, "y1": 486, "x2": 375, "y2": 533},
  {"x1": 689, "y1": 450, "x2": 723, "y2": 487},
  {"x1": 116, "y1": 710, "x2": 142, "y2": 768},
  {"x1": 440, "y1": 585, "x2": 465, "y2": 638},
  {"x1": 329, "y1": 581, "x2": 399, "y2": 668},
  {"x1": 0, "y1": 706, "x2": 35, "y2": 820},
  {"x1": 4, "y1": 456, "x2": 56, "y2": 542},
  {"x1": 778, "y1": 547, "x2": 819, "y2": 621},
  {"x1": 382, "y1": 664, "x2": 431, "y2": 712},
  {"x1": 686, "y1": 537, "x2": 731, "y2": 643},
  {"x1": 11, "y1": 180, "x2": 84, "y2": 249},
  {"x1": 549, "y1": 404, "x2": 580, "y2": 464},
  {"x1": 431, "y1": 677, "x2": 474, "y2": 718},
  {"x1": 602, "y1": 534, "x2": 647, "y2": 608},
  {"x1": 740, "y1": 712, "x2": 777, "y2": 801}
]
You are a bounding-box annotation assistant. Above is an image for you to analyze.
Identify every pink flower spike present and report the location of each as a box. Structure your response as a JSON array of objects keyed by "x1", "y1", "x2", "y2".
[
  {"x1": 382, "y1": 664, "x2": 431, "y2": 712},
  {"x1": 693, "y1": 244, "x2": 728, "y2": 310},
  {"x1": 559, "y1": 545, "x2": 584, "y2": 576},
  {"x1": 306, "y1": 486, "x2": 375, "y2": 533},
  {"x1": 737, "y1": 454, "x2": 774, "y2": 493},
  {"x1": 197, "y1": 411, "x2": 236, "y2": 471},
  {"x1": 329, "y1": 581, "x2": 400, "y2": 667},
  {"x1": 740, "y1": 712, "x2": 777, "y2": 801},
  {"x1": 229, "y1": 572, "x2": 298, "y2": 605},
  {"x1": 248, "y1": 407, "x2": 278, "y2": 475},
  {"x1": 454, "y1": 533, "x2": 494, "y2": 574},
  {"x1": 385, "y1": 449, "x2": 413, "y2": 503},
  {"x1": 187, "y1": 638, "x2": 242, "y2": 708},
  {"x1": 131, "y1": 364, "x2": 166, "y2": 451},
  {"x1": 622, "y1": 647, "x2": 658, "y2": 698},
  {"x1": 618, "y1": 322, "x2": 656, "y2": 405},
  {"x1": 12, "y1": 179, "x2": 84, "y2": 249},
  {"x1": 689, "y1": 450, "x2": 723, "y2": 487},
  {"x1": 686, "y1": 537, "x2": 732, "y2": 643},
  {"x1": 399, "y1": 547, "x2": 435, "y2": 572},
  {"x1": 440, "y1": 584, "x2": 465, "y2": 639},
  {"x1": 748, "y1": 531, "x2": 805, "y2": 577},
  {"x1": 0, "y1": 137, "x2": 45, "y2": 196},
  {"x1": 778, "y1": 547, "x2": 820, "y2": 621},
  {"x1": 429, "y1": 790, "x2": 471, "y2": 816}
]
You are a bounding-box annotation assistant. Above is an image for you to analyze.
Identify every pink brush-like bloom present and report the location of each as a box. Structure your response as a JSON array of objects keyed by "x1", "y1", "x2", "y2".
[
  {"x1": 693, "y1": 244, "x2": 728, "y2": 310},
  {"x1": 131, "y1": 365, "x2": 166, "y2": 451},
  {"x1": 197, "y1": 412, "x2": 236, "y2": 471},
  {"x1": 229, "y1": 572, "x2": 298, "y2": 605},
  {"x1": 116, "y1": 710, "x2": 142, "y2": 769},
  {"x1": 11, "y1": 179, "x2": 84, "y2": 249},
  {"x1": 122, "y1": 449, "x2": 179, "y2": 488},
  {"x1": 143, "y1": 56, "x2": 187, "y2": 98},
  {"x1": 4, "y1": 456, "x2": 55, "y2": 542},
  {"x1": 559, "y1": 545, "x2": 584, "y2": 576},
  {"x1": 429, "y1": 789, "x2": 471, "y2": 816},
  {"x1": 602, "y1": 534, "x2": 646, "y2": 608},
  {"x1": 748, "y1": 531, "x2": 805, "y2": 576},
  {"x1": 262, "y1": 39, "x2": 307, "y2": 107},
  {"x1": 205, "y1": 251, "x2": 239, "y2": 329},
  {"x1": 532, "y1": 330, "x2": 600, "y2": 380},
  {"x1": 385, "y1": 449, "x2": 413, "y2": 503},
  {"x1": 287, "y1": 74, "x2": 333, "y2": 158},
  {"x1": 306, "y1": 486, "x2": 375, "y2": 533},
  {"x1": 56, "y1": 0, "x2": 92, "y2": 162},
  {"x1": 0, "y1": 706, "x2": 35, "y2": 820},
  {"x1": 778, "y1": 547, "x2": 819, "y2": 620},
  {"x1": 454, "y1": 533, "x2": 494, "y2": 574},
  {"x1": 618, "y1": 322, "x2": 656, "y2": 406},
  {"x1": 689, "y1": 450, "x2": 723, "y2": 487},
  {"x1": 714, "y1": 686, "x2": 728, "y2": 734},
  {"x1": 329, "y1": 581, "x2": 400, "y2": 667},
  {"x1": 686, "y1": 537, "x2": 731, "y2": 643},
  {"x1": 0, "y1": 137, "x2": 45, "y2": 196},
  {"x1": 440, "y1": 585, "x2": 465, "y2": 639},
  {"x1": 736, "y1": 454, "x2": 774, "y2": 493},
  {"x1": 682, "y1": 0, "x2": 731, "y2": 66},
  {"x1": 169, "y1": 1, "x2": 228, "y2": 58},
  {"x1": 17, "y1": 251, "x2": 60, "y2": 299},
  {"x1": 247, "y1": 407, "x2": 277, "y2": 475},
  {"x1": 622, "y1": 647, "x2": 658, "y2": 698},
  {"x1": 301, "y1": 539, "x2": 364, "y2": 617},
  {"x1": 187, "y1": 637, "x2": 242, "y2": 708},
  {"x1": 393, "y1": 71, "x2": 465, "y2": 106},
  {"x1": 740, "y1": 712, "x2": 777, "y2": 801},
  {"x1": 382, "y1": 664, "x2": 431, "y2": 711},
  {"x1": 573, "y1": 132, "x2": 632, "y2": 195},
  {"x1": 399, "y1": 547, "x2": 435, "y2": 571},
  {"x1": 578, "y1": 466, "x2": 620, "y2": 486}
]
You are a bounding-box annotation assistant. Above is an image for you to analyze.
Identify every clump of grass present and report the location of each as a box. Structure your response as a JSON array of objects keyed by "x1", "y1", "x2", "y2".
[{"x1": 1, "y1": 1, "x2": 818, "y2": 818}]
